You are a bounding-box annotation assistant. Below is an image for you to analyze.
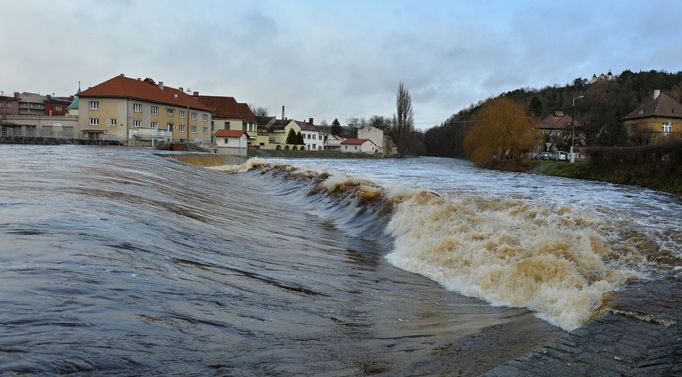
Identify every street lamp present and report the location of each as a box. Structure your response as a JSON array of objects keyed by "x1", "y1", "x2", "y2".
[{"x1": 571, "y1": 95, "x2": 584, "y2": 163}]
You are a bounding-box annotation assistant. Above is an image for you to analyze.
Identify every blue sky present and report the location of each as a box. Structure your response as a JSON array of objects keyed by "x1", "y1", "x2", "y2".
[{"x1": 2, "y1": 0, "x2": 681, "y2": 129}]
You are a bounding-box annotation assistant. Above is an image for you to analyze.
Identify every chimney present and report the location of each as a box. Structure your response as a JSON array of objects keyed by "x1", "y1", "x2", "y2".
[
  {"x1": 281, "y1": 105, "x2": 285, "y2": 120},
  {"x1": 179, "y1": 87, "x2": 183, "y2": 92},
  {"x1": 159, "y1": 81, "x2": 164, "y2": 90},
  {"x1": 653, "y1": 89, "x2": 661, "y2": 100},
  {"x1": 119, "y1": 73, "x2": 124, "y2": 77},
  {"x1": 193, "y1": 91, "x2": 199, "y2": 96},
  {"x1": 309, "y1": 117, "x2": 314, "y2": 125}
]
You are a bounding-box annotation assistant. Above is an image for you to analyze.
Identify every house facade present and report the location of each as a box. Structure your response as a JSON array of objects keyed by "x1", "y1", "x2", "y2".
[
  {"x1": 297, "y1": 119, "x2": 324, "y2": 151},
  {"x1": 340, "y1": 138, "x2": 377, "y2": 153},
  {"x1": 78, "y1": 75, "x2": 212, "y2": 145},
  {"x1": 622, "y1": 90, "x2": 682, "y2": 143},
  {"x1": 536, "y1": 111, "x2": 583, "y2": 151},
  {"x1": 0, "y1": 95, "x2": 20, "y2": 116},
  {"x1": 357, "y1": 125, "x2": 396, "y2": 155},
  {"x1": 215, "y1": 129, "x2": 248, "y2": 156},
  {"x1": 195, "y1": 95, "x2": 257, "y2": 145},
  {"x1": 265, "y1": 119, "x2": 304, "y2": 150},
  {"x1": 0, "y1": 114, "x2": 78, "y2": 139},
  {"x1": 324, "y1": 134, "x2": 344, "y2": 150}
]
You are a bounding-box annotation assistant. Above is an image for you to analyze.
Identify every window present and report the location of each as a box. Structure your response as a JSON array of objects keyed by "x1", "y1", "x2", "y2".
[
  {"x1": 307, "y1": 134, "x2": 311, "y2": 139},
  {"x1": 166, "y1": 108, "x2": 174, "y2": 117},
  {"x1": 89, "y1": 101, "x2": 99, "y2": 110},
  {"x1": 134, "y1": 103, "x2": 142, "y2": 112},
  {"x1": 89, "y1": 118, "x2": 99, "y2": 125},
  {"x1": 662, "y1": 123, "x2": 672, "y2": 135},
  {"x1": 151, "y1": 105, "x2": 159, "y2": 115},
  {"x1": 203, "y1": 127, "x2": 208, "y2": 133},
  {"x1": 179, "y1": 110, "x2": 186, "y2": 118},
  {"x1": 202, "y1": 114, "x2": 208, "y2": 121},
  {"x1": 151, "y1": 122, "x2": 158, "y2": 129},
  {"x1": 133, "y1": 120, "x2": 142, "y2": 128},
  {"x1": 166, "y1": 123, "x2": 173, "y2": 131},
  {"x1": 55, "y1": 105, "x2": 62, "y2": 111},
  {"x1": 224, "y1": 121, "x2": 230, "y2": 129},
  {"x1": 191, "y1": 112, "x2": 197, "y2": 120},
  {"x1": 191, "y1": 126, "x2": 197, "y2": 133},
  {"x1": 179, "y1": 124, "x2": 185, "y2": 132},
  {"x1": 109, "y1": 118, "x2": 117, "y2": 126},
  {"x1": 211, "y1": 121, "x2": 214, "y2": 131}
]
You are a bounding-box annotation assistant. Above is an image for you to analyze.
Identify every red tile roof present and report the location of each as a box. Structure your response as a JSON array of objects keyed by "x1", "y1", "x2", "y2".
[
  {"x1": 236, "y1": 103, "x2": 256, "y2": 123},
  {"x1": 195, "y1": 96, "x2": 256, "y2": 122},
  {"x1": 79, "y1": 75, "x2": 211, "y2": 111},
  {"x1": 341, "y1": 138, "x2": 372, "y2": 145},
  {"x1": 215, "y1": 129, "x2": 247, "y2": 138},
  {"x1": 623, "y1": 92, "x2": 682, "y2": 120}
]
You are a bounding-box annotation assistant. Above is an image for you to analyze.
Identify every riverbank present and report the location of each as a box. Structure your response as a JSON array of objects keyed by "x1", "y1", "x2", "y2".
[
  {"x1": 248, "y1": 149, "x2": 386, "y2": 159},
  {"x1": 530, "y1": 160, "x2": 682, "y2": 195}
]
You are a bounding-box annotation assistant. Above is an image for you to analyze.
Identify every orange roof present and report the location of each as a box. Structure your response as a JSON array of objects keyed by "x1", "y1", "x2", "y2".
[
  {"x1": 195, "y1": 95, "x2": 256, "y2": 122},
  {"x1": 215, "y1": 129, "x2": 247, "y2": 138},
  {"x1": 236, "y1": 102, "x2": 256, "y2": 123},
  {"x1": 79, "y1": 75, "x2": 211, "y2": 111},
  {"x1": 341, "y1": 138, "x2": 372, "y2": 145},
  {"x1": 537, "y1": 113, "x2": 580, "y2": 130}
]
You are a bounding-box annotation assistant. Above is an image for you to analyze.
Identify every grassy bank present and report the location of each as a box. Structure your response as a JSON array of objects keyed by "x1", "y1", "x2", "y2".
[{"x1": 534, "y1": 160, "x2": 682, "y2": 195}]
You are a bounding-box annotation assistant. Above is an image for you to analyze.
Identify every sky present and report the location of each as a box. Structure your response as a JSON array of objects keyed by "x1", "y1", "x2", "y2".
[{"x1": 2, "y1": 0, "x2": 681, "y2": 129}]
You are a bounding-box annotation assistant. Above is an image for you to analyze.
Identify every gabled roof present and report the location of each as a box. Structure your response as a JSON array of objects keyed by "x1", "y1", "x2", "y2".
[
  {"x1": 67, "y1": 96, "x2": 79, "y2": 110},
  {"x1": 623, "y1": 92, "x2": 682, "y2": 120},
  {"x1": 537, "y1": 113, "x2": 580, "y2": 130},
  {"x1": 267, "y1": 119, "x2": 297, "y2": 131},
  {"x1": 195, "y1": 96, "x2": 256, "y2": 122},
  {"x1": 295, "y1": 120, "x2": 320, "y2": 132},
  {"x1": 79, "y1": 75, "x2": 211, "y2": 111},
  {"x1": 215, "y1": 129, "x2": 247, "y2": 138},
  {"x1": 341, "y1": 138, "x2": 374, "y2": 146},
  {"x1": 236, "y1": 103, "x2": 256, "y2": 123}
]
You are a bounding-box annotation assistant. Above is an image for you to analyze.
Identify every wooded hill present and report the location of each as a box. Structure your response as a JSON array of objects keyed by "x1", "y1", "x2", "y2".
[{"x1": 424, "y1": 69, "x2": 682, "y2": 158}]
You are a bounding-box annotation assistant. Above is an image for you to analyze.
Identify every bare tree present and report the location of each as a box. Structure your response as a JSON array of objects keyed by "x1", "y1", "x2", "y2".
[{"x1": 395, "y1": 81, "x2": 414, "y2": 156}]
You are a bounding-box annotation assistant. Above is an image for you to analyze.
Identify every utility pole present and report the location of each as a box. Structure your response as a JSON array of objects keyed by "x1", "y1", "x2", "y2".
[{"x1": 571, "y1": 95, "x2": 584, "y2": 163}]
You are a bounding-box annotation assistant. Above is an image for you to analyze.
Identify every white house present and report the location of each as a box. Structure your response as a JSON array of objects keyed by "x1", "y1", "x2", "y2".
[
  {"x1": 215, "y1": 129, "x2": 248, "y2": 156},
  {"x1": 358, "y1": 125, "x2": 395, "y2": 155},
  {"x1": 340, "y1": 138, "x2": 377, "y2": 154},
  {"x1": 297, "y1": 119, "x2": 324, "y2": 151}
]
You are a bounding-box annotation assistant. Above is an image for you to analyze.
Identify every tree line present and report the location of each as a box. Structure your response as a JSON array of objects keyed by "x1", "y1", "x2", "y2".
[{"x1": 424, "y1": 69, "x2": 682, "y2": 158}]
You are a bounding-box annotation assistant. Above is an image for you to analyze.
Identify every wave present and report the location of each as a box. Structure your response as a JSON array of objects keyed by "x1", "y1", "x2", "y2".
[{"x1": 210, "y1": 158, "x2": 666, "y2": 331}]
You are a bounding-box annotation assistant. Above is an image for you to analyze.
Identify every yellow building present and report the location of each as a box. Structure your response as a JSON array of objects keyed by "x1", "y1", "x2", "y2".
[
  {"x1": 194, "y1": 95, "x2": 257, "y2": 145},
  {"x1": 78, "y1": 75, "x2": 212, "y2": 145},
  {"x1": 623, "y1": 90, "x2": 682, "y2": 143},
  {"x1": 263, "y1": 119, "x2": 302, "y2": 150}
]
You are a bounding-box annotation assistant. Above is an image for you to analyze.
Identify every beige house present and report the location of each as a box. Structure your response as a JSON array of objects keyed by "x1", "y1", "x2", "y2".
[
  {"x1": 357, "y1": 125, "x2": 396, "y2": 155},
  {"x1": 340, "y1": 138, "x2": 377, "y2": 154},
  {"x1": 195, "y1": 95, "x2": 257, "y2": 145},
  {"x1": 78, "y1": 75, "x2": 212, "y2": 145},
  {"x1": 623, "y1": 90, "x2": 682, "y2": 143},
  {"x1": 1, "y1": 114, "x2": 78, "y2": 139},
  {"x1": 264, "y1": 119, "x2": 303, "y2": 150}
]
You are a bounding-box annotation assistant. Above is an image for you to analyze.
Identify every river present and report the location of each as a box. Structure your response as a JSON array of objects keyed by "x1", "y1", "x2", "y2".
[{"x1": 1, "y1": 145, "x2": 680, "y2": 376}]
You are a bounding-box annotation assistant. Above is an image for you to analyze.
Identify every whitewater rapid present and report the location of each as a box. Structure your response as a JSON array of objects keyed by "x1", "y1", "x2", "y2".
[{"x1": 215, "y1": 157, "x2": 681, "y2": 331}]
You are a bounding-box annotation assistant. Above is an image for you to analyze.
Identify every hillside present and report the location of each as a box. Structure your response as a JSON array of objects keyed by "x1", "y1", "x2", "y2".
[{"x1": 424, "y1": 69, "x2": 682, "y2": 157}]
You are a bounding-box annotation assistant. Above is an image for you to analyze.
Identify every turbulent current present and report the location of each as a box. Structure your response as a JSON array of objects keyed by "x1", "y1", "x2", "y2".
[{"x1": 1, "y1": 146, "x2": 681, "y2": 376}]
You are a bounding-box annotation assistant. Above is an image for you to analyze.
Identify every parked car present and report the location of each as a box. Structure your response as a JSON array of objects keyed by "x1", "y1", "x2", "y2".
[
  {"x1": 535, "y1": 151, "x2": 550, "y2": 160},
  {"x1": 557, "y1": 151, "x2": 568, "y2": 161}
]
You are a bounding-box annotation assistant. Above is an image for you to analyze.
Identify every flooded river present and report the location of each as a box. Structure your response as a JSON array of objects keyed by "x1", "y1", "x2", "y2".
[{"x1": 1, "y1": 146, "x2": 680, "y2": 376}]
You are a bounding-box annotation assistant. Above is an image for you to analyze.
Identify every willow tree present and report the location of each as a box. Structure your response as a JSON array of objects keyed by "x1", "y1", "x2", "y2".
[
  {"x1": 464, "y1": 97, "x2": 535, "y2": 168},
  {"x1": 395, "y1": 82, "x2": 414, "y2": 157}
]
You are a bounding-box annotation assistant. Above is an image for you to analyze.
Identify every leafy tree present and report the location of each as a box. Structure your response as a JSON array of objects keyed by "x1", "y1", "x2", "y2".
[
  {"x1": 464, "y1": 97, "x2": 535, "y2": 168},
  {"x1": 395, "y1": 81, "x2": 415, "y2": 157},
  {"x1": 249, "y1": 105, "x2": 268, "y2": 117}
]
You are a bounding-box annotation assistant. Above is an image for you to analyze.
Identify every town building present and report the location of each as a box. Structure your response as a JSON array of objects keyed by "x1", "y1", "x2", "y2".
[
  {"x1": 622, "y1": 90, "x2": 682, "y2": 143},
  {"x1": 357, "y1": 125, "x2": 395, "y2": 155},
  {"x1": 324, "y1": 134, "x2": 344, "y2": 150},
  {"x1": 215, "y1": 129, "x2": 248, "y2": 156},
  {"x1": 296, "y1": 118, "x2": 324, "y2": 151},
  {"x1": 265, "y1": 119, "x2": 303, "y2": 150},
  {"x1": 195, "y1": 95, "x2": 257, "y2": 145},
  {"x1": 0, "y1": 95, "x2": 19, "y2": 116},
  {"x1": 591, "y1": 70, "x2": 616, "y2": 83},
  {"x1": 536, "y1": 111, "x2": 583, "y2": 151},
  {"x1": 78, "y1": 74, "x2": 212, "y2": 145},
  {"x1": 340, "y1": 138, "x2": 377, "y2": 154}
]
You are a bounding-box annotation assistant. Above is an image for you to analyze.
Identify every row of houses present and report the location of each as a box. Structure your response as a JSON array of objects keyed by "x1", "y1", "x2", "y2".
[
  {"x1": 0, "y1": 74, "x2": 396, "y2": 156},
  {"x1": 536, "y1": 89, "x2": 682, "y2": 152}
]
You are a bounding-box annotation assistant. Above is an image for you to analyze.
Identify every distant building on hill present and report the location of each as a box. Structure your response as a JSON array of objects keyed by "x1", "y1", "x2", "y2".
[
  {"x1": 591, "y1": 70, "x2": 616, "y2": 83},
  {"x1": 622, "y1": 90, "x2": 682, "y2": 143}
]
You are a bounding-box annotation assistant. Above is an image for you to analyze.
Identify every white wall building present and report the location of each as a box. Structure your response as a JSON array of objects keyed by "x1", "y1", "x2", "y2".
[
  {"x1": 297, "y1": 119, "x2": 324, "y2": 151},
  {"x1": 340, "y1": 138, "x2": 377, "y2": 154},
  {"x1": 215, "y1": 129, "x2": 248, "y2": 156}
]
